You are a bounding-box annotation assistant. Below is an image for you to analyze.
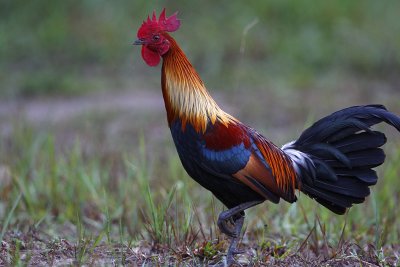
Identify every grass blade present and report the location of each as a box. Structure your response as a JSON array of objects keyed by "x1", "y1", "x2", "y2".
[{"x1": 0, "y1": 193, "x2": 22, "y2": 242}]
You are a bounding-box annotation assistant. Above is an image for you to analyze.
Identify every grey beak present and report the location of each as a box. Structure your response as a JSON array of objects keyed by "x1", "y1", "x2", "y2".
[{"x1": 133, "y1": 39, "x2": 146, "y2": 45}]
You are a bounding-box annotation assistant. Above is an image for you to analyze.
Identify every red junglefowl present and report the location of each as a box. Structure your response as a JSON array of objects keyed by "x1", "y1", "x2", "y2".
[{"x1": 134, "y1": 9, "x2": 400, "y2": 265}]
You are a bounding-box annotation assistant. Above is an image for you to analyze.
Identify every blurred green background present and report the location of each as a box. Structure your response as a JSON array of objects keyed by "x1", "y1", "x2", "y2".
[
  {"x1": 1, "y1": 2, "x2": 400, "y2": 264},
  {"x1": 1, "y1": 0, "x2": 400, "y2": 97}
]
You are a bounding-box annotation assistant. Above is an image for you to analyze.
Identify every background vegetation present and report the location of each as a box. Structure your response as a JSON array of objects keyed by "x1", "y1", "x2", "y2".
[
  {"x1": 2, "y1": 0, "x2": 400, "y2": 97},
  {"x1": 0, "y1": 1, "x2": 399, "y2": 265}
]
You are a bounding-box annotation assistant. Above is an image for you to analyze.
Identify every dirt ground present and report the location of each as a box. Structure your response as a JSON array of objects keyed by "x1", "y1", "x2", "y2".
[{"x1": 1, "y1": 228, "x2": 399, "y2": 266}]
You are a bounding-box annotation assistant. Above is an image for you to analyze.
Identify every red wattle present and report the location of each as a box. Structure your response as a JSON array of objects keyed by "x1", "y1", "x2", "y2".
[{"x1": 142, "y1": 46, "x2": 161, "y2": 66}]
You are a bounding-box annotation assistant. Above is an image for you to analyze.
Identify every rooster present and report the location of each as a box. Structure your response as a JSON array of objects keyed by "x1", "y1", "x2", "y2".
[{"x1": 134, "y1": 9, "x2": 400, "y2": 265}]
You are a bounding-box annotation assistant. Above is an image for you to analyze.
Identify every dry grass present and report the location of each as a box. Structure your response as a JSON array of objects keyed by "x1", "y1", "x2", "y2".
[{"x1": 1, "y1": 228, "x2": 399, "y2": 266}]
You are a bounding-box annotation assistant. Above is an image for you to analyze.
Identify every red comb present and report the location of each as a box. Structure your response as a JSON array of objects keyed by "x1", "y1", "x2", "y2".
[{"x1": 137, "y1": 8, "x2": 180, "y2": 38}]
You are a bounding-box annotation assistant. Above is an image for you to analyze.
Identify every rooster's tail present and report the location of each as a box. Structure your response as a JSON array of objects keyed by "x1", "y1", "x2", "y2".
[{"x1": 283, "y1": 105, "x2": 400, "y2": 214}]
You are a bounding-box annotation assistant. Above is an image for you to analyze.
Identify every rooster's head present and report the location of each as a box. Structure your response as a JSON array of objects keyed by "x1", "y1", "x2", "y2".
[{"x1": 134, "y1": 8, "x2": 180, "y2": 66}]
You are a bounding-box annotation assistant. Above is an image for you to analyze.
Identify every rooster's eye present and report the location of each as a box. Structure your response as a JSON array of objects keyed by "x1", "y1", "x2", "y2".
[{"x1": 152, "y1": 34, "x2": 160, "y2": 41}]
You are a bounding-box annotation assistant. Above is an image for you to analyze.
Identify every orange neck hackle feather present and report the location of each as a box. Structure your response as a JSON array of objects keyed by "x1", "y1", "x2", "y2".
[
  {"x1": 160, "y1": 33, "x2": 297, "y2": 196},
  {"x1": 161, "y1": 34, "x2": 235, "y2": 133}
]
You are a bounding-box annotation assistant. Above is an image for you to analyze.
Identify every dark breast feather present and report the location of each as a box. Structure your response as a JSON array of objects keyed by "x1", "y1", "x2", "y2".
[{"x1": 169, "y1": 120, "x2": 265, "y2": 208}]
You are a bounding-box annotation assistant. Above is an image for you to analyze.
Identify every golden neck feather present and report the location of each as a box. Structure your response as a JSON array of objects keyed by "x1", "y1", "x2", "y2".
[{"x1": 161, "y1": 34, "x2": 234, "y2": 133}]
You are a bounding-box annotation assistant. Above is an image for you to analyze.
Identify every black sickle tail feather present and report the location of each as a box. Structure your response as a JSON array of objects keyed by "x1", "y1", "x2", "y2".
[{"x1": 283, "y1": 105, "x2": 400, "y2": 214}]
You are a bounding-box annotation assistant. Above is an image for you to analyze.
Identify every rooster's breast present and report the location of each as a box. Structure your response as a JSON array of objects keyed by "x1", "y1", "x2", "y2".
[{"x1": 169, "y1": 119, "x2": 265, "y2": 208}]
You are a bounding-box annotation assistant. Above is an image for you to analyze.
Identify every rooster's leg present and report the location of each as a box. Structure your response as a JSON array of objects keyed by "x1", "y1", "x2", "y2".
[
  {"x1": 225, "y1": 214, "x2": 244, "y2": 265},
  {"x1": 217, "y1": 201, "x2": 262, "y2": 265}
]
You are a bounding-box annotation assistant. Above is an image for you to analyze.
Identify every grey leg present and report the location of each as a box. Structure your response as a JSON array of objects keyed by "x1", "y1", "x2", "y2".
[
  {"x1": 216, "y1": 201, "x2": 263, "y2": 266},
  {"x1": 226, "y1": 215, "x2": 244, "y2": 266}
]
